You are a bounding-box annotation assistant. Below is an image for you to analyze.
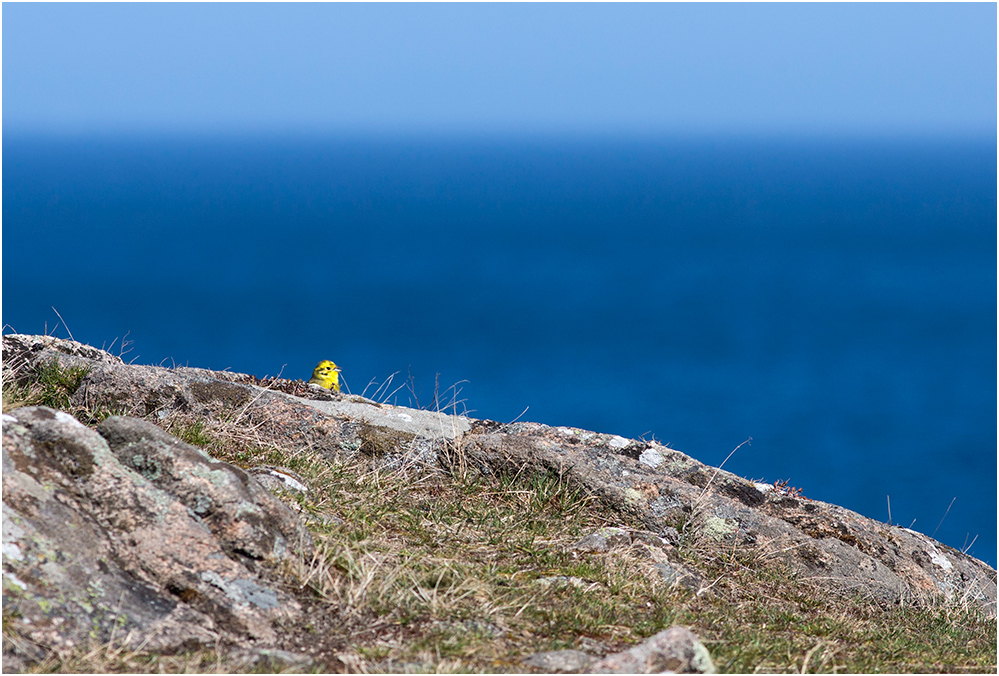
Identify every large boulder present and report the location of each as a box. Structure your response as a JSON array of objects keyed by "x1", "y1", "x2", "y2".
[{"x1": 2, "y1": 406, "x2": 312, "y2": 664}]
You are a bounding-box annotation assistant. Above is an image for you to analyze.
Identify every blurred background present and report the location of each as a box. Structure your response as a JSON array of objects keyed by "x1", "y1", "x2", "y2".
[{"x1": 2, "y1": 3, "x2": 995, "y2": 566}]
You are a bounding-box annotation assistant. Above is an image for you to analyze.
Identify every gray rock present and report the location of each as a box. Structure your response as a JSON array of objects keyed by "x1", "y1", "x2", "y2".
[
  {"x1": 589, "y1": 626, "x2": 715, "y2": 674},
  {"x1": 521, "y1": 649, "x2": 595, "y2": 673},
  {"x1": 522, "y1": 629, "x2": 714, "y2": 674},
  {"x1": 651, "y1": 563, "x2": 692, "y2": 589},
  {"x1": 632, "y1": 530, "x2": 672, "y2": 550},
  {"x1": 2, "y1": 406, "x2": 311, "y2": 664},
  {"x1": 302, "y1": 395, "x2": 470, "y2": 442},
  {"x1": 573, "y1": 527, "x2": 632, "y2": 553},
  {"x1": 96, "y1": 416, "x2": 313, "y2": 566},
  {"x1": 639, "y1": 447, "x2": 665, "y2": 469},
  {"x1": 248, "y1": 465, "x2": 311, "y2": 497}
]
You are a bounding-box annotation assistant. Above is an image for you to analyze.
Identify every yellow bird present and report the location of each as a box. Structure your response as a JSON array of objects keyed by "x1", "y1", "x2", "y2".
[{"x1": 308, "y1": 360, "x2": 341, "y2": 392}]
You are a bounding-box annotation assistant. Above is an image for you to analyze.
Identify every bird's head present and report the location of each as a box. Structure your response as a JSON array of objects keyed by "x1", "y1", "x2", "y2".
[
  {"x1": 309, "y1": 360, "x2": 342, "y2": 390},
  {"x1": 313, "y1": 360, "x2": 339, "y2": 377}
]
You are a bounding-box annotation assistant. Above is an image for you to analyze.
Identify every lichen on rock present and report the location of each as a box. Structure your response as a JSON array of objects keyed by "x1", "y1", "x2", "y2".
[{"x1": 2, "y1": 405, "x2": 312, "y2": 663}]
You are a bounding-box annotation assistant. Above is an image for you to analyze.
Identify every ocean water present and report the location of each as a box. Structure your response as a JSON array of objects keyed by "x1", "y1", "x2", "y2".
[{"x1": 3, "y1": 133, "x2": 995, "y2": 566}]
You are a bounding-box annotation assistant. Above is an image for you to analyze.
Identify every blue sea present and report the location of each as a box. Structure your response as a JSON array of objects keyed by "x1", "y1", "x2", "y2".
[{"x1": 3, "y1": 133, "x2": 995, "y2": 567}]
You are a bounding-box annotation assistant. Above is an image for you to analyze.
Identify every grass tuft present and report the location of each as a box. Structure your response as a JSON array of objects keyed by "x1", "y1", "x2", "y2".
[{"x1": 2, "y1": 358, "x2": 90, "y2": 413}]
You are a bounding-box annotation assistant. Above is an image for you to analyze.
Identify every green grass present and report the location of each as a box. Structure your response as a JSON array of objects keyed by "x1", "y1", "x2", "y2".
[
  {"x1": 173, "y1": 418, "x2": 215, "y2": 447},
  {"x1": 2, "y1": 358, "x2": 90, "y2": 413}
]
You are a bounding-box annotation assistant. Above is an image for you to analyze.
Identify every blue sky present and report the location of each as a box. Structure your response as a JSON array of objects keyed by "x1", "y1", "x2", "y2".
[{"x1": 3, "y1": 3, "x2": 996, "y2": 136}]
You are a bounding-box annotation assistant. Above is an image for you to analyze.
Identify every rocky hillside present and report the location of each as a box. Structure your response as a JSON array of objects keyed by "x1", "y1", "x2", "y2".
[{"x1": 2, "y1": 333, "x2": 996, "y2": 673}]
